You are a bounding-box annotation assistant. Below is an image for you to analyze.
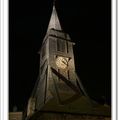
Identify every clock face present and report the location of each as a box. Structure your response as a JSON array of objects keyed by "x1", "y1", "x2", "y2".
[{"x1": 56, "y1": 56, "x2": 68, "y2": 69}]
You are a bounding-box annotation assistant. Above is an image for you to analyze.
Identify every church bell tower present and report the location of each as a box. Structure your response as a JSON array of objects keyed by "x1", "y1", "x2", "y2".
[
  {"x1": 26, "y1": 4, "x2": 88, "y2": 115},
  {"x1": 26, "y1": 2, "x2": 110, "y2": 120},
  {"x1": 35, "y1": 4, "x2": 88, "y2": 110}
]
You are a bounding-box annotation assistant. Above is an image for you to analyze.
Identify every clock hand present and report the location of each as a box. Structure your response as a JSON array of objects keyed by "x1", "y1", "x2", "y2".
[{"x1": 62, "y1": 60, "x2": 67, "y2": 65}]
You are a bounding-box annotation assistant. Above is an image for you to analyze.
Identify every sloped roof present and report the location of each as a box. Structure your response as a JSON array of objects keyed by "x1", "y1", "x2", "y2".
[
  {"x1": 28, "y1": 95, "x2": 111, "y2": 120},
  {"x1": 41, "y1": 95, "x2": 111, "y2": 116}
]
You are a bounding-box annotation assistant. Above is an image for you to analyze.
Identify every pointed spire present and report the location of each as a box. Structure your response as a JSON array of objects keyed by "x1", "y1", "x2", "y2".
[{"x1": 47, "y1": 4, "x2": 62, "y2": 32}]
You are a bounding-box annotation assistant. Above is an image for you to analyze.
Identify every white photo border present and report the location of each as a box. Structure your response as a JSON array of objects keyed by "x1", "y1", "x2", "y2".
[
  {"x1": 117, "y1": 0, "x2": 120, "y2": 119},
  {"x1": 112, "y1": 0, "x2": 117, "y2": 120},
  {"x1": 0, "y1": 0, "x2": 8, "y2": 120}
]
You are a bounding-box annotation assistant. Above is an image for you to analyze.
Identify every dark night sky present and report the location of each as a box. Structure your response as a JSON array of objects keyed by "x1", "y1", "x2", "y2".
[{"x1": 9, "y1": 0, "x2": 111, "y2": 111}]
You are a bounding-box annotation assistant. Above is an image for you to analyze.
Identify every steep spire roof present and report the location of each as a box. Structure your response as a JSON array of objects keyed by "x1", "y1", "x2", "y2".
[{"x1": 47, "y1": 5, "x2": 62, "y2": 32}]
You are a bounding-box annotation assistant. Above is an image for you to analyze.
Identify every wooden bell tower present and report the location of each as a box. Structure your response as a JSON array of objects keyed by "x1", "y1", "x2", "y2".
[
  {"x1": 27, "y1": 5, "x2": 88, "y2": 116},
  {"x1": 26, "y1": 3, "x2": 110, "y2": 120},
  {"x1": 35, "y1": 4, "x2": 88, "y2": 109}
]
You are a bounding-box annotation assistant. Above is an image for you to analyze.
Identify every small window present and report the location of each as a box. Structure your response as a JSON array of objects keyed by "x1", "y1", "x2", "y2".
[{"x1": 57, "y1": 39, "x2": 65, "y2": 52}]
